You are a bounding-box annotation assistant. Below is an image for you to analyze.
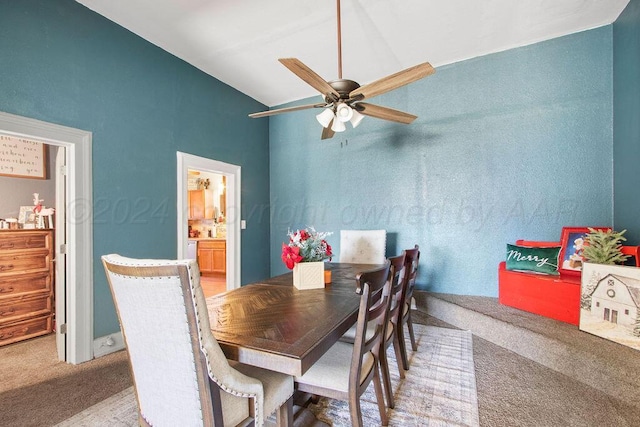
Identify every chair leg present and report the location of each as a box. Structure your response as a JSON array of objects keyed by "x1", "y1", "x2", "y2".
[
  {"x1": 372, "y1": 363, "x2": 389, "y2": 426},
  {"x1": 392, "y1": 331, "x2": 406, "y2": 378},
  {"x1": 397, "y1": 317, "x2": 410, "y2": 370},
  {"x1": 406, "y1": 311, "x2": 418, "y2": 351},
  {"x1": 379, "y1": 343, "x2": 395, "y2": 408},
  {"x1": 348, "y1": 393, "x2": 364, "y2": 427},
  {"x1": 276, "y1": 395, "x2": 293, "y2": 427}
]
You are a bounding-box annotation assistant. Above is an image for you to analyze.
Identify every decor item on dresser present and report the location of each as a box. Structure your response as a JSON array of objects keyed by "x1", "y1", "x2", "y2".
[
  {"x1": 32, "y1": 193, "x2": 55, "y2": 229},
  {"x1": 0, "y1": 229, "x2": 54, "y2": 346},
  {"x1": 282, "y1": 226, "x2": 332, "y2": 290}
]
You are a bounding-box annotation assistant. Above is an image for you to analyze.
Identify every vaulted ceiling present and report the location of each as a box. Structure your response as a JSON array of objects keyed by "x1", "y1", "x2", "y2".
[{"x1": 76, "y1": 0, "x2": 629, "y2": 107}]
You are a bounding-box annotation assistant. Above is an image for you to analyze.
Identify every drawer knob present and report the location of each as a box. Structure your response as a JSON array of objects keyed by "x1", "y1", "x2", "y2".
[
  {"x1": 0, "y1": 286, "x2": 15, "y2": 293},
  {"x1": 0, "y1": 264, "x2": 15, "y2": 272}
]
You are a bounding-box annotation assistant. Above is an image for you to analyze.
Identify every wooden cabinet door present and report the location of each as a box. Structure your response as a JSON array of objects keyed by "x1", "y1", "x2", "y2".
[
  {"x1": 198, "y1": 247, "x2": 214, "y2": 273},
  {"x1": 188, "y1": 190, "x2": 205, "y2": 219},
  {"x1": 198, "y1": 240, "x2": 225, "y2": 274},
  {"x1": 211, "y1": 246, "x2": 226, "y2": 274}
]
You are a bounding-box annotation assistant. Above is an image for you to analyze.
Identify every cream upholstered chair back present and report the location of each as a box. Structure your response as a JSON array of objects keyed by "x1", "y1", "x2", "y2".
[
  {"x1": 102, "y1": 254, "x2": 293, "y2": 427},
  {"x1": 339, "y1": 229, "x2": 387, "y2": 264}
]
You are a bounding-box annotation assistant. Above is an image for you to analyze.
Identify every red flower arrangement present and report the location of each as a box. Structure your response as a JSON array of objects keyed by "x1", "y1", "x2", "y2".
[{"x1": 281, "y1": 226, "x2": 332, "y2": 270}]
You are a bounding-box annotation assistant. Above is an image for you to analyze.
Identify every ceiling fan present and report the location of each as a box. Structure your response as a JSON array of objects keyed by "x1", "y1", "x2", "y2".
[{"x1": 249, "y1": 0, "x2": 435, "y2": 139}]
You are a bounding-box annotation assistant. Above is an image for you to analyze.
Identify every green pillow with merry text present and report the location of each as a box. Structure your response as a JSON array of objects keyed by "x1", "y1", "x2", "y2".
[{"x1": 505, "y1": 244, "x2": 560, "y2": 275}]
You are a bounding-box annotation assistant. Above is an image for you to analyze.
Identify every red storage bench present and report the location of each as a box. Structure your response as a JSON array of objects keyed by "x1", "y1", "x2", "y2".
[
  {"x1": 498, "y1": 261, "x2": 581, "y2": 325},
  {"x1": 499, "y1": 240, "x2": 640, "y2": 326}
]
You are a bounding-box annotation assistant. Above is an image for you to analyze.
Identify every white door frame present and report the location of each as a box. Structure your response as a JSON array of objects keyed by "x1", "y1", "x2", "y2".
[
  {"x1": 177, "y1": 152, "x2": 241, "y2": 289},
  {"x1": 0, "y1": 111, "x2": 93, "y2": 364}
]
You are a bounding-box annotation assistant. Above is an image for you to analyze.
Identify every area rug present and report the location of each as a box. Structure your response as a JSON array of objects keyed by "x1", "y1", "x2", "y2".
[{"x1": 56, "y1": 325, "x2": 479, "y2": 426}]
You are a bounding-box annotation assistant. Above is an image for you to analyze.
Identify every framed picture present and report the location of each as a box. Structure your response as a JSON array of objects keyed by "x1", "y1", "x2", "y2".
[
  {"x1": 18, "y1": 205, "x2": 36, "y2": 225},
  {"x1": 559, "y1": 226, "x2": 610, "y2": 276},
  {"x1": 580, "y1": 262, "x2": 640, "y2": 351},
  {"x1": 0, "y1": 134, "x2": 47, "y2": 179}
]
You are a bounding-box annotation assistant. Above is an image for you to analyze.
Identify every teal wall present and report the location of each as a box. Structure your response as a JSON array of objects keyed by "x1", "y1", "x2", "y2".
[
  {"x1": 0, "y1": 1, "x2": 271, "y2": 337},
  {"x1": 614, "y1": 0, "x2": 640, "y2": 244},
  {"x1": 269, "y1": 28, "x2": 614, "y2": 296}
]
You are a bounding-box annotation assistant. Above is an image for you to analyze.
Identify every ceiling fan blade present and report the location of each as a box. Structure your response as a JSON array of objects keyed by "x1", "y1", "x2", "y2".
[
  {"x1": 321, "y1": 121, "x2": 335, "y2": 140},
  {"x1": 249, "y1": 103, "x2": 326, "y2": 118},
  {"x1": 279, "y1": 58, "x2": 340, "y2": 101},
  {"x1": 349, "y1": 62, "x2": 435, "y2": 100},
  {"x1": 357, "y1": 102, "x2": 417, "y2": 124}
]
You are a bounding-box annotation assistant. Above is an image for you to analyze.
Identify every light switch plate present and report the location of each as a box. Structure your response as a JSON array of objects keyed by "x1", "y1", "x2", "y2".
[{"x1": 241, "y1": 220, "x2": 246, "y2": 229}]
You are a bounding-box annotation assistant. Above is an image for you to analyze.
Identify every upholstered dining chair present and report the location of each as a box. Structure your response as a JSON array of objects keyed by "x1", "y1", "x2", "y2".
[
  {"x1": 102, "y1": 254, "x2": 294, "y2": 427},
  {"x1": 294, "y1": 261, "x2": 392, "y2": 427},
  {"x1": 339, "y1": 229, "x2": 387, "y2": 264},
  {"x1": 398, "y1": 245, "x2": 420, "y2": 370}
]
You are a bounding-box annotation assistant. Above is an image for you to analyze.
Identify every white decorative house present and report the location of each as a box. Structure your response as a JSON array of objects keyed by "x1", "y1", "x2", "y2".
[{"x1": 589, "y1": 274, "x2": 640, "y2": 326}]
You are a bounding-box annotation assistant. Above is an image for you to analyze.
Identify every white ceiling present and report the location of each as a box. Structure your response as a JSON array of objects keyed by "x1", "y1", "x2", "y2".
[{"x1": 75, "y1": 0, "x2": 629, "y2": 107}]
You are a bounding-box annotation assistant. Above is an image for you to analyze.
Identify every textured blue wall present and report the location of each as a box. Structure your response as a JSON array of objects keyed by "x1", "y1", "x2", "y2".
[
  {"x1": 270, "y1": 28, "x2": 614, "y2": 296},
  {"x1": 614, "y1": 0, "x2": 640, "y2": 245},
  {"x1": 0, "y1": 1, "x2": 271, "y2": 337}
]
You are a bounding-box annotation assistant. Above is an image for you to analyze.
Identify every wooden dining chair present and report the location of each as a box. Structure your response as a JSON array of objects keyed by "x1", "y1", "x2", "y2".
[
  {"x1": 398, "y1": 245, "x2": 420, "y2": 370},
  {"x1": 102, "y1": 254, "x2": 294, "y2": 427},
  {"x1": 339, "y1": 229, "x2": 387, "y2": 264},
  {"x1": 378, "y1": 252, "x2": 407, "y2": 409},
  {"x1": 294, "y1": 261, "x2": 392, "y2": 426},
  {"x1": 338, "y1": 252, "x2": 405, "y2": 410}
]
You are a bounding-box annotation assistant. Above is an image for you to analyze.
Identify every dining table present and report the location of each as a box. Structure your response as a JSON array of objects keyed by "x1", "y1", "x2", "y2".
[{"x1": 207, "y1": 262, "x2": 385, "y2": 377}]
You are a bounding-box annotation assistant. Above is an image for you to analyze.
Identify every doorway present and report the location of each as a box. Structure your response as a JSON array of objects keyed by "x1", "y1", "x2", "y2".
[
  {"x1": 0, "y1": 111, "x2": 93, "y2": 364},
  {"x1": 177, "y1": 152, "x2": 241, "y2": 291},
  {"x1": 187, "y1": 169, "x2": 227, "y2": 297}
]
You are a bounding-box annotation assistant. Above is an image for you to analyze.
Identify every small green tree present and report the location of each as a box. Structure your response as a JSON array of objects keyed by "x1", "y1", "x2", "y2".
[{"x1": 583, "y1": 228, "x2": 630, "y2": 265}]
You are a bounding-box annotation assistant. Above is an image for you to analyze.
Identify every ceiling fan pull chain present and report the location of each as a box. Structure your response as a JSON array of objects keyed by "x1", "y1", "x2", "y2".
[{"x1": 337, "y1": 0, "x2": 342, "y2": 80}]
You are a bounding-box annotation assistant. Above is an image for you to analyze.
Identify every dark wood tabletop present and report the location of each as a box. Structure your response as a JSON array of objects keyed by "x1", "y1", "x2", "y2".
[{"x1": 208, "y1": 262, "x2": 384, "y2": 376}]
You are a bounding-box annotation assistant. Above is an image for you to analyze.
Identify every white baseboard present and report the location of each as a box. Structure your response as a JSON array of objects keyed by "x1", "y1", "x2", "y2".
[{"x1": 93, "y1": 331, "x2": 125, "y2": 358}]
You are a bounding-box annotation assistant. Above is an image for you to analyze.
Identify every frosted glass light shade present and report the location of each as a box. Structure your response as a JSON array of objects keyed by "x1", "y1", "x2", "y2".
[
  {"x1": 335, "y1": 103, "x2": 353, "y2": 122},
  {"x1": 316, "y1": 108, "x2": 335, "y2": 128},
  {"x1": 331, "y1": 118, "x2": 346, "y2": 132},
  {"x1": 350, "y1": 109, "x2": 364, "y2": 128}
]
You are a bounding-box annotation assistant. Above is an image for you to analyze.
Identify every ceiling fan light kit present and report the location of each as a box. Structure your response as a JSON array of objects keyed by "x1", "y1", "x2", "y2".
[
  {"x1": 349, "y1": 109, "x2": 364, "y2": 128},
  {"x1": 249, "y1": 0, "x2": 435, "y2": 139},
  {"x1": 331, "y1": 118, "x2": 346, "y2": 133},
  {"x1": 316, "y1": 108, "x2": 335, "y2": 128}
]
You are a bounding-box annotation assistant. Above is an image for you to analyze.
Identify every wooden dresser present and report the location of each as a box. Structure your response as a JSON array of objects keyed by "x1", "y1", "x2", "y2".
[{"x1": 0, "y1": 229, "x2": 55, "y2": 346}]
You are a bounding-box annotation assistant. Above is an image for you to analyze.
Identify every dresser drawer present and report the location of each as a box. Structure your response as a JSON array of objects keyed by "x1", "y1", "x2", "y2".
[
  {"x1": 0, "y1": 295, "x2": 52, "y2": 325},
  {"x1": 0, "y1": 271, "x2": 51, "y2": 300},
  {"x1": 0, "y1": 315, "x2": 53, "y2": 346},
  {"x1": 0, "y1": 252, "x2": 51, "y2": 276},
  {"x1": 0, "y1": 231, "x2": 51, "y2": 252}
]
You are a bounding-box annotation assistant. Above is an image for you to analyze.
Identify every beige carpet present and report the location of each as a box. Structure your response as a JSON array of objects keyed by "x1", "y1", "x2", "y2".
[{"x1": 55, "y1": 325, "x2": 479, "y2": 426}]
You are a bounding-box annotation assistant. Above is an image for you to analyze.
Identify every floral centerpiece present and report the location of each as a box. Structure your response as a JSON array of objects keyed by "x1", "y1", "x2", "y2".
[
  {"x1": 282, "y1": 227, "x2": 333, "y2": 290},
  {"x1": 281, "y1": 226, "x2": 333, "y2": 269}
]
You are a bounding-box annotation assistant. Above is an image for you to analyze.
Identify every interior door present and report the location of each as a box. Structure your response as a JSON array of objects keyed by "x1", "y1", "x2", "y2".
[{"x1": 55, "y1": 146, "x2": 67, "y2": 361}]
